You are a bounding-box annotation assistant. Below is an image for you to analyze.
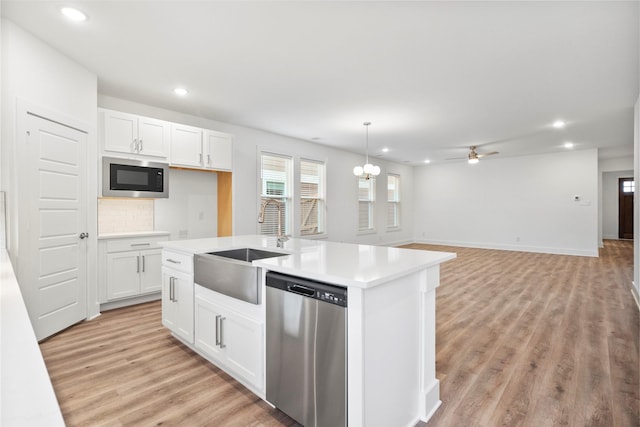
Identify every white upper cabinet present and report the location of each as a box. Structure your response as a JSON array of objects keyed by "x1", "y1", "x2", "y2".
[
  {"x1": 100, "y1": 108, "x2": 233, "y2": 171},
  {"x1": 100, "y1": 109, "x2": 170, "y2": 160},
  {"x1": 170, "y1": 123, "x2": 203, "y2": 168},
  {"x1": 204, "y1": 130, "x2": 233, "y2": 171}
]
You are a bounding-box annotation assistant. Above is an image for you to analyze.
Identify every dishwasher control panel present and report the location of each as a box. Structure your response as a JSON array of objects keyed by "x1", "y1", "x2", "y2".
[{"x1": 265, "y1": 271, "x2": 348, "y2": 307}]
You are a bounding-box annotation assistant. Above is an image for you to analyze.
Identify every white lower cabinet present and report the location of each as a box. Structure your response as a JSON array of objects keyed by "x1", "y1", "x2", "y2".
[
  {"x1": 194, "y1": 286, "x2": 264, "y2": 392},
  {"x1": 162, "y1": 268, "x2": 194, "y2": 344},
  {"x1": 106, "y1": 250, "x2": 162, "y2": 299},
  {"x1": 98, "y1": 234, "x2": 169, "y2": 306}
]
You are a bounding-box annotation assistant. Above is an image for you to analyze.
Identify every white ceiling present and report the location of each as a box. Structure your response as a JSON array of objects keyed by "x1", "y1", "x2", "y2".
[{"x1": 2, "y1": 1, "x2": 639, "y2": 164}]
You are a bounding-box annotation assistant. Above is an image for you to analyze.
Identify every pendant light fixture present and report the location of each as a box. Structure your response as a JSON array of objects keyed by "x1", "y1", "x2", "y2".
[{"x1": 353, "y1": 122, "x2": 380, "y2": 179}]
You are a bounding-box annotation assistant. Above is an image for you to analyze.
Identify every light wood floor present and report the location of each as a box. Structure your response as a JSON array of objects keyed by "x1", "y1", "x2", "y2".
[{"x1": 40, "y1": 240, "x2": 639, "y2": 426}]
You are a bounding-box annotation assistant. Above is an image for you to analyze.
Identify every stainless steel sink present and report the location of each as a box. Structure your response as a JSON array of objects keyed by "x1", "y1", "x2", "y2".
[{"x1": 194, "y1": 248, "x2": 288, "y2": 304}]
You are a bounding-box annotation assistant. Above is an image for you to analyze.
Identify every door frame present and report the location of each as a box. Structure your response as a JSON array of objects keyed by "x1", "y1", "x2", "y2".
[
  {"x1": 16, "y1": 99, "x2": 99, "y2": 327},
  {"x1": 618, "y1": 177, "x2": 634, "y2": 239}
]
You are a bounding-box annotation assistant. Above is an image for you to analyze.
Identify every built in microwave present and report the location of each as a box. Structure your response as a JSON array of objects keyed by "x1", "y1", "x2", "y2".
[{"x1": 102, "y1": 157, "x2": 169, "y2": 198}]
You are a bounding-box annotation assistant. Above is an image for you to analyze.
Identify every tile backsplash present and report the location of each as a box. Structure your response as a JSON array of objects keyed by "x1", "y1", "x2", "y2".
[{"x1": 98, "y1": 198, "x2": 154, "y2": 234}]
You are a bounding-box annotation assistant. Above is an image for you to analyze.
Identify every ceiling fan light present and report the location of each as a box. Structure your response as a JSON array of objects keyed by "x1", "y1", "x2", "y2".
[
  {"x1": 372, "y1": 165, "x2": 381, "y2": 175},
  {"x1": 468, "y1": 157, "x2": 479, "y2": 164},
  {"x1": 363, "y1": 163, "x2": 374, "y2": 174},
  {"x1": 353, "y1": 166, "x2": 364, "y2": 176}
]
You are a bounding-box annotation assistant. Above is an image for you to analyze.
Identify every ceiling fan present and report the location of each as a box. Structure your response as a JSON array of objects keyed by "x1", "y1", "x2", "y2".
[{"x1": 448, "y1": 146, "x2": 499, "y2": 164}]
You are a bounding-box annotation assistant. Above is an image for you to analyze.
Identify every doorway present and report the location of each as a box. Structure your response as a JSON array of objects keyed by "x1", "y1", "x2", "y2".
[{"x1": 619, "y1": 177, "x2": 634, "y2": 239}]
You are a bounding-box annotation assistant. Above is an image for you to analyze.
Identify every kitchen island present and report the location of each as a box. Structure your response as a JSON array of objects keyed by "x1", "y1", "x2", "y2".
[{"x1": 160, "y1": 235, "x2": 455, "y2": 427}]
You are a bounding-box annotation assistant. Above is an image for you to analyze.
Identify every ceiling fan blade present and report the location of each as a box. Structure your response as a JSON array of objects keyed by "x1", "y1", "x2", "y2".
[
  {"x1": 445, "y1": 156, "x2": 467, "y2": 160},
  {"x1": 477, "y1": 151, "x2": 499, "y2": 158}
]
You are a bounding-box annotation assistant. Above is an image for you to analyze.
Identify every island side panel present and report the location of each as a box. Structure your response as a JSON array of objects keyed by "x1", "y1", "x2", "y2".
[
  {"x1": 350, "y1": 269, "x2": 437, "y2": 427},
  {"x1": 420, "y1": 266, "x2": 441, "y2": 421}
]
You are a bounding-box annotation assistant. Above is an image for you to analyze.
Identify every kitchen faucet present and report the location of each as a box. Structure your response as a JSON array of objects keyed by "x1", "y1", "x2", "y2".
[{"x1": 258, "y1": 198, "x2": 289, "y2": 248}]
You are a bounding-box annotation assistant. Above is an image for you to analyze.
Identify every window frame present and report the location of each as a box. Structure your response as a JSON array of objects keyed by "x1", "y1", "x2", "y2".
[
  {"x1": 357, "y1": 176, "x2": 376, "y2": 234},
  {"x1": 387, "y1": 173, "x2": 401, "y2": 230},
  {"x1": 258, "y1": 152, "x2": 293, "y2": 237},
  {"x1": 299, "y1": 158, "x2": 326, "y2": 237}
]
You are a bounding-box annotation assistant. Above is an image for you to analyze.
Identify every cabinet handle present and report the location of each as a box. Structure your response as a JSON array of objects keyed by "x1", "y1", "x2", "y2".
[
  {"x1": 133, "y1": 138, "x2": 138, "y2": 152},
  {"x1": 137, "y1": 255, "x2": 140, "y2": 273},
  {"x1": 220, "y1": 317, "x2": 226, "y2": 349},
  {"x1": 142, "y1": 255, "x2": 146, "y2": 272},
  {"x1": 131, "y1": 243, "x2": 151, "y2": 247},
  {"x1": 169, "y1": 277, "x2": 176, "y2": 302},
  {"x1": 199, "y1": 153, "x2": 203, "y2": 164},
  {"x1": 166, "y1": 259, "x2": 181, "y2": 264},
  {"x1": 215, "y1": 315, "x2": 221, "y2": 346},
  {"x1": 139, "y1": 139, "x2": 143, "y2": 152},
  {"x1": 207, "y1": 154, "x2": 211, "y2": 165}
]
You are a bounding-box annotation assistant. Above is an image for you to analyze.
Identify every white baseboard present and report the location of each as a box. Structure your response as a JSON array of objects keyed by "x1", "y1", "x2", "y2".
[
  {"x1": 632, "y1": 283, "x2": 640, "y2": 311},
  {"x1": 100, "y1": 292, "x2": 161, "y2": 312},
  {"x1": 413, "y1": 238, "x2": 599, "y2": 257}
]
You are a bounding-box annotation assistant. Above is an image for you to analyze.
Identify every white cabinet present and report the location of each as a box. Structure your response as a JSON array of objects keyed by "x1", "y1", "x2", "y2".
[
  {"x1": 170, "y1": 126, "x2": 233, "y2": 171},
  {"x1": 170, "y1": 123, "x2": 203, "y2": 168},
  {"x1": 161, "y1": 249, "x2": 194, "y2": 344},
  {"x1": 98, "y1": 234, "x2": 169, "y2": 305},
  {"x1": 106, "y1": 250, "x2": 162, "y2": 299},
  {"x1": 194, "y1": 285, "x2": 263, "y2": 392},
  {"x1": 100, "y1": 109, "x2": 170, "y2": 160},
  {"x1": 203, "y1": 130, "x2": 233, "y2": 171},
  {"x1": 162, "y1": 267, "x2": 194, "y2": 344}
]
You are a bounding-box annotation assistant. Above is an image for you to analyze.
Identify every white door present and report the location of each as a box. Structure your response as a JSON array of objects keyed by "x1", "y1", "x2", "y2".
[
  {"x1": 106, "y1": 252, "x2": 140, "y2": 300},
  {"x1": 203, "y1": 130, "x2": 233, "y2": 170},
  {"x1": 101, "y1": 109, "x2": 138, "y2": 154},
  {"x1": 25, "y1": 113, "x2": 88, "y2": 340},
  {"x1": 139, "y1": 249, "x2": 163, "y2": 294},
  {"x1": 170, "y1": 123, "x2": 203, "y2": 167},
  {"x1": 138, "y1": 116, "x2": 170, "y2": 159}
]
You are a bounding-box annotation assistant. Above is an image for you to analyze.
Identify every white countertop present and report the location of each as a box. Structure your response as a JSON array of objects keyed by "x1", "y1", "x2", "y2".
[
  {"x1": 161, "y1": 235, "x2": 456, "y2": 288},
  {"x1": 99, "y1": 230, "x2": 170, "y2": 239},
  {"x1": 1, "y1": 249, "x2": 65, "y2": 426}
]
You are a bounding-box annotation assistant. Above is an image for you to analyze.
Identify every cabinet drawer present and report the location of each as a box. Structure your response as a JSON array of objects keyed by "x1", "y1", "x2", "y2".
[
  {"x1": 106, "y1": 236, "x2": 168, "y2": 253},
  {"x1": 162, "y1": 251, "x2": 193, "y2": 274}
]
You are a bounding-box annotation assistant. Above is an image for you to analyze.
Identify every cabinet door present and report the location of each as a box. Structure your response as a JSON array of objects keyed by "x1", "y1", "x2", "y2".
[
  {"x1": 102, "y1": 110, "x2": 138, "y2": 155},
  {"x1": 138, "y1": 116, "x2": 170, "y2": 159},
  {"x1": 139, "y1": 249, "x2": 163, "y2": 294},
  {"x1": 106, "y1": 252, "x2": 141, "y2": 300},
  {"x1": 222, "y1": 309, "x2": 264, "y2": 391},
  {"x1": 194, "y1": 295, "x2": 225, "y2": 362},
  {"x1": 203, "y1": 130, "x2": 233, "y2": 171},
  {"x1": 162, "y1": 268, "x2": 194, "y2": 344},
  {"x1": 170, "y1": 124, "x2": 203, "y2": 167}
]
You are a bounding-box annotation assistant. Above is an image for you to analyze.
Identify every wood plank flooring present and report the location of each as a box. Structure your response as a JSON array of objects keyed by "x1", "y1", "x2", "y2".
[{"x1": 40, "y1": 240, "x2": 639, "y2": 426}]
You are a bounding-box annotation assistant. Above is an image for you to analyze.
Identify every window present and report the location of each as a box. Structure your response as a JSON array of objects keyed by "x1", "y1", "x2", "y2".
[
  {"x1": 387, "y1": 174, "x2": 400, "y2": 228},
  {"x1": 259, "y1": 153, "x2": 292, "y2": 236},
  {"x1": 300, "y1": 159, "x2": 325, "y2": 236},
  {"x1": 623, "y1": 180, "x2": 635, "y2": 193},
  {"x1": 358, "y1": 176, "x2": 376, "y2": 231}
]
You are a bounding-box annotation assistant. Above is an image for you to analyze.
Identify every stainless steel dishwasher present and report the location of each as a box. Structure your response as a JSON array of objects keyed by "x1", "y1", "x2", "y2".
[{"x1": 265, "y1": 271, "x2": 347, "y2": 427}]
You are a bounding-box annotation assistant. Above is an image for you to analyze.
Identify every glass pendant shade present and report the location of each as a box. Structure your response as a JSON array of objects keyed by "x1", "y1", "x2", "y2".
[{"x1": 353, "y1": 166, "x2": 364, "y2": 176}]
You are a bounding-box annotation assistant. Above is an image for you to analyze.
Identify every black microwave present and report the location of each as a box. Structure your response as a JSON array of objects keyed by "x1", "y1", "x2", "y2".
[{"x1": 102, "y1": 157, "x2": 169, "y2": 198}]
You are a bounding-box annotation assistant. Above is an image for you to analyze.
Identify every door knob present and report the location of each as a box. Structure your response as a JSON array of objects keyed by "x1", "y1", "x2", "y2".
[{"x1": 79, "y1": 232, "x2": 89, "y2": 239}]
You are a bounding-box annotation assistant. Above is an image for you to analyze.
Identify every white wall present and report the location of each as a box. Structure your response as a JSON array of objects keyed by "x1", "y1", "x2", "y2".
[
  {"x1": 98, "y1": 95, "x2": 415, "y2": 246},
  {"x1": 413, "y1": 149, "x2": 599, "y2": 256},
  {"x1": 154, "y1": 169, "x2": 218, "y2": 240},
  {"x1": 1, "y1": 19, "x2": 99, "y2": 316},
  {"x1": 602, "y1": 170, "x2": 633, "y2": 240}
]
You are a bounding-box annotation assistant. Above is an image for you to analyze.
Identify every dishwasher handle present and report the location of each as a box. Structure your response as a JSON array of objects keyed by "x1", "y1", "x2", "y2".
[{"x1": 288, "y1": 284, "x2": 315, "y2": 297}]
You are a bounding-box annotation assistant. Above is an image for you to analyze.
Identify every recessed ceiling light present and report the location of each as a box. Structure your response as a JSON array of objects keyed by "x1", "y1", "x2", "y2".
[
  {"x1": 173, "y1": 87, "x2": 188, "y2": 96},
  {"x1": 382, "y1": 148, "x2": 389, "y2": 153},
  {"x1": 564, "y1": 142, "x2": 574, "y2": 149},
  {"x1": 424, "y1": 159, "x2": 431, "y2": 164},
  {"x1": 552, "y1": 120, "x2": 566, "y2": 129},
  {"x1": 61, "y1": 7, "x2": 87, "y2": 22}
]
